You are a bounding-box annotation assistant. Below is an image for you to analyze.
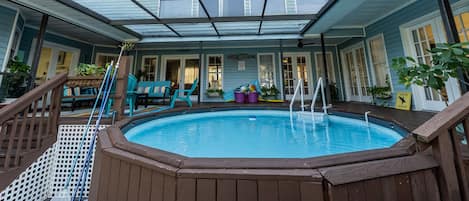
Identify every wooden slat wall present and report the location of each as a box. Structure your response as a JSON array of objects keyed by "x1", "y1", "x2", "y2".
[{"x1": 327, "y1": 170, "x2": 440, "y2": 201}]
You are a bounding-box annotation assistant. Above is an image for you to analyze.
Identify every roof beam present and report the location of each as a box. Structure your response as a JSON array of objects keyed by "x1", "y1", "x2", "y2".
[
  {"x1": 130, "y1": 0, "x2": 182, "y2": 37},
  {"x1": 198, "y1": 0, "x2": 221, "y2": 37},
  {"x1": 300, "y1": 0, "x2": 337, "y2": 35},
  {"x1": 258, "y1": 0, "x2": 268, "y2": 35},
  {"x1": 110, "y1": 14, "x2": 317, "y2": 25}
]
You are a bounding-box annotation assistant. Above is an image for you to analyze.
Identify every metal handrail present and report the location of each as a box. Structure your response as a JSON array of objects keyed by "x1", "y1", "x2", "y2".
[
  {"x1": 311, "y1": 77, "x2": 327, "y2": 123},
  {"x1": 289, "y1": 79, "x2": 304, "y2": 121}
]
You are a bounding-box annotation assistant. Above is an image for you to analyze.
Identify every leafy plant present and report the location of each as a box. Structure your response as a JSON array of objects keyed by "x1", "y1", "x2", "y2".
[
  {"x1": 2, "y1": 57, "x2": 31, "y2": 98},
  {"x1": 76, "y1": 63, "x2": 106, "y2": 76},
  {"x1": 207, "y1": 88, "x2": 224, "y2": 97},
  {"x1": 367, "y1": 75, "x2": 392, "y2": 105},
  {"x1": 260, "y1": 85, "x2": 280, "y2": 98},
  {"x1": 392, "y1": 42, "x2": 469, "y2": 104}
]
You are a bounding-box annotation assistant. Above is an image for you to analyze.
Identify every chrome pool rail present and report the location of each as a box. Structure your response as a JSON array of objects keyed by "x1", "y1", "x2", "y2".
[
  {"x1": 365, "y1": 111, "x2": 371, "y2": 127},
  {"x1": 289, "y1": 79, "x2": 304, "y2": 121},
  {"x1": 311, "y1": 77, "x2": 328, "y2": 123}
]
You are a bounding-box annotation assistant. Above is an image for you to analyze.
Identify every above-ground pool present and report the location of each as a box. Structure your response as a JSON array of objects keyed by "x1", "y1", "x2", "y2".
[{"x1": 125, "y1": 110, "x2": 404, "y2": 158}]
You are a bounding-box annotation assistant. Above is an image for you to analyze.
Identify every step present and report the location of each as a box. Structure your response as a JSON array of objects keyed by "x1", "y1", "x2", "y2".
[
  {"x1": 1, "y1": 138, "x2": 40, "y2": 150},
  {"x1": 296, "y1": 111, "x2": 328, "y2": 123},
  {"x1": 0, "y1": 150, "x2": 23, "y2": 168}
]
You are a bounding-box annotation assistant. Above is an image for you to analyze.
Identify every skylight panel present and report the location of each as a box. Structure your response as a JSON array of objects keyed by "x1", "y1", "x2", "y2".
[
  {"x1": 260, "y1": 20, "x2": 309, "y2": 34},
  {"x1": 125, "y1": 24, "x2": 177, "y2": 36},
  {"x1": 170, "y1": 23, "x2": 216, "y2": 36},
  {"x1": 72, "y1": 0, "x2": 154, "y2": 20},
  {"x1": 215, "y1": 21, "x2": 260, "y2": 35}
]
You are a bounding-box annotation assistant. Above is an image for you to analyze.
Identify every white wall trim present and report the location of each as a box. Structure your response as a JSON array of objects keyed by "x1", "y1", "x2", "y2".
[
  {"x1": 140, "y1": 55, "x2": 158, "y2": 81},
  {"x1": 205, "y1": 54, "x2": 224, "y2": 92},
  {"x1": 257, "y1": 52, "x2": 277, "y2": 88},
  {"x1": 365, "y1": 33, "x2": 394, "y2": 92},
  {"x1": 2, "y1": 10, "x2": 19, "y2": 72},
  {"x1": 313, "y1": 51, "x2": 335, "y2": 82}
]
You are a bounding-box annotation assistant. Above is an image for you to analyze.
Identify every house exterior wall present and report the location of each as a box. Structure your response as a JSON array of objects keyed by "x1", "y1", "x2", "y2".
[
  {"x1": 337, "y1": 0, "x2": 465, "y2": 109},
  {"x1": 0, "y1": 5, "x2": 18, "y2": 71}
]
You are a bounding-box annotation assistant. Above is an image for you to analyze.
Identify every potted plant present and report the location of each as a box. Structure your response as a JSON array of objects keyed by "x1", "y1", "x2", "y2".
[
  {"x1": 206, "y1": 88, "x2": 224, "y2": 98},
  {"x1": 367, "y1": 75, "x2": 392, "y2": 105},
  {"x1": 260, "y1": 85, "x2": 280, "y2": 100},
  {"x1": 2, "y1": 57, "x2": 31, "y2": 99},
  {"x1": 392, "y1": 42, "x2": 469, "y2": 106}
]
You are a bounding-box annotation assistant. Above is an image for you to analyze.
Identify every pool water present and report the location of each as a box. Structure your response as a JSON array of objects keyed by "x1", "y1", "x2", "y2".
[{"x1": 125, "y1": 110, "x2": 404, "y2": 158}]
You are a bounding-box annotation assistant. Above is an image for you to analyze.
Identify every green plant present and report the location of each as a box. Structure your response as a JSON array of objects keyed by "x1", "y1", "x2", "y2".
[
  {"x1": 260, "y1": 85, "x2": 280, "y2": 98},
  {"x1": 367, "y1": 75, "x2": 392, "y2": 105},
  {"x1": 392, "y1": 42, "x2": 469, "y2": 104},
  {"x1": 3, "y1": 57, "x2": 31, "y2": 98},
  {"x1": 207, "y1": 88, "x2": 224, "y2": 97},
  {"x1": 76, "y1": 63, "x2": 106, "y2": 76}
]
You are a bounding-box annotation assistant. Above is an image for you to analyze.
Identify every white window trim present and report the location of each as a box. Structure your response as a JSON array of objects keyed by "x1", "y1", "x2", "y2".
[
  {"x1": 365, "y1": 33, "x2": 393, "y2": 91},
  {"x1": 2, "y1": 11, "x2": 19, "y2": 71},
  {"x1": 282, "y1": 52, "x2": 314, "y2": 98},
  {"x1": 257, "y1": 53, "x2": 277, "y2": 87},
  {"x1": 28, "y1": 39, "x2": 81, "y2": 76},
  {"x1": 141, "y1": 55, "x2": 159, "y2": 81},
  {"x1": 313, "y1": 51, "x2": 335, "y2": 82},
  {"x1": 206, "y1": 54, "x2": 224, "y2": 90},
  {"x1": 94, "y1": 53, "x2": 119, "y2": 65}
]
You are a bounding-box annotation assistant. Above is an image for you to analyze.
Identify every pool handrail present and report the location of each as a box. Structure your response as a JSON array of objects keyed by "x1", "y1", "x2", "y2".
[
  {"x1": 289, "y1": 79, "x2": 304, "y2": 121},
  {"x1": 311, "y1": 77, "x2": 327, "y2": 123}
]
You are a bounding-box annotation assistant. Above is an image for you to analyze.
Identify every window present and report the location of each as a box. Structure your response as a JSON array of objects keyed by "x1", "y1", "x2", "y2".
[
  {"x1": 222, "y1": 0, "x2": 245, "y2": 16},
  {"x1": 141, "y1": 56, "x2": 158, "y2": 81},
  {"x1": 258, "y1": 53, "x2": 276, "y2": 87},
  {"x1": 367, "y1": 35, "x2": 391, "y2": 87},
  {"x1": 95, "y1": 53, "x2": 119, "y2": 67},
  {"x1": 207, "y1": 55, "x2": 223, "y2": 89},
  {"x1": 454, "y1": 12, "x2": 469, "y2": 42},
  {"x1": 159, "y1": 0, "x2": 194, "y2": 18},
  {"x1": 314, "y1": 52, "x2": 335, "y2": 84}
]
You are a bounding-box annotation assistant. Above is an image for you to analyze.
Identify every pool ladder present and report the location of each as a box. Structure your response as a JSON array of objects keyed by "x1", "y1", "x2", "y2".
[{"x1": 289, "y1": 77, "x2": 328, "y2": 123}]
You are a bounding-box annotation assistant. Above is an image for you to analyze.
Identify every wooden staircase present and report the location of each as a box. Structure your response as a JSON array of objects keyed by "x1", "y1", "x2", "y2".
[{"x1": 0, "y1": 73, "x2": 66, "y2": 191}]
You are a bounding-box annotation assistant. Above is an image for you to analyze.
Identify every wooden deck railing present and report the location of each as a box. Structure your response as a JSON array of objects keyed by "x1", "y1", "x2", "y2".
[
  {"x1": 0, "y1": 73, "x2": 67, "y2": 190},
  {"x1": 414, "y1": 92, "x2": 469, "y2": 201}
]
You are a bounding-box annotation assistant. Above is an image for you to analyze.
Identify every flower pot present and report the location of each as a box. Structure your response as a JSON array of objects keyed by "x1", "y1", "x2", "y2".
[
  {"x1": 207, "y1": 92, "x2": 220, "y2": 98},
  {"x1": 248, "y1": 92, "x2": 258, "y2": 103},
  {"x1": 234, "y1": 92, "x2": 246, "y2": 103}
]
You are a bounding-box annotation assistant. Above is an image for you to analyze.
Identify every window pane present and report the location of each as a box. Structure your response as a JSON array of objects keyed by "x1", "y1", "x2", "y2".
[
  {"x1": 259, "y1": 54, "x2": 275, "y2": 87},
  {"x1": 200, "y1": 0, "x2": 220, "y2": 17},
  {"x1": 160, "y1": 0, "x2": 194, "y2": 18},
  {"x1": 368, "y1": 36, "x2": 389, "y2": 87},
  {"x1": 73, "y1": 0, "x2": 153, "y2": 20},
  {"x1": 315, "y1": 53, "x2": 335, "y2": 83},
  {"x1": 296, "y1": 0, "x2": 328, "y2": 14},
  {"x1": 208, "y1": 56, "x2": 223, "y2": 89},
  {"x1": 265, "y1": 0, "x2": 286, "y2": 15},
  {"x1": 223, "y1": 0, "x2": 244, "y2": 16},
  {"x1": 142, "y1": 57, "x2": 157, "y2": 81}
]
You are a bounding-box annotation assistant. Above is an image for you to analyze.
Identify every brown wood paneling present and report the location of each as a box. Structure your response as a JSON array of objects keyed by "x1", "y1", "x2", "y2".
[
  {"x1": 177, "y1": 178, "x2": 196, "y2": 201},
  {"x1": 150, "y1": 171, "x2": 165, "y2": 201},
  {"x1": 328, "y1": 184, "x2": 348, "y2": 201},
  {"x1": 237, "y1": 180, "x2": 257, "y2": 201},
  {"x1": 128, "y1": 164, "x2": 142, "y2": 201},
  {"x1": 410, "y1": 171, "x2": 427, "y2": 201},
  {"x1": 163, "y1": 175, "x2": 177, "y2": 201},
  {"x1": 279, "y1": 181, "x2": 300, "y2": 201},
  {"x1": 217, "y1": 179, "x2": 236, "y2": 201},
  {"x1": 395, "y1": 174, "x2": 412, "y2": 201},
  {"x1": 107, "y1": 158, "x2": 122, "y2": 201},
  {"x1": 300, "y1": 182, "x2": 323, "y2": 201},
  {"x1": 347, "y1": 182, "x2": 366, "y2": 201},
  {"x1": 380, "y1": 176, "x2": 398, "y2": 201},
  {"x1": 117, "y1": 161, "x2": 131, "y2": 201},
  {"x1": 258, "y1": 180, "x2": 278, "y2": 201},
  {"x1": 424, "y1": 169, "x2": 440, "y2": 201},
  {"x1": 196, "y1": 179, "x2": 216, "y2": 201},
  {"x1": 139, "y1": 167, "x2": 152, "y2": 201},
  {"x1": 97, "y1": 154, "x2": 112, "y2": 201},
  {"x1": 363, "y1": 178, "x2": 382, "y2": 201}
]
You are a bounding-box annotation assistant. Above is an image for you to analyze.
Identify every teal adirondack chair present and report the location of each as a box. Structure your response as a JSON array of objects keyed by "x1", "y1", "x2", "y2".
[
  {"x1": 106, "y1": 74, "x2": 138, "y2": 116},
  {"x1": 170, "y1": 79, "x2": 198, "y2": 108}
]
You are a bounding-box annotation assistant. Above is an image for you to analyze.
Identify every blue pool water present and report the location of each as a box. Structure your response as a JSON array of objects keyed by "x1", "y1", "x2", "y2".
[{"x1": 125, "y1": 110, "x2": 404, "y2": 158}]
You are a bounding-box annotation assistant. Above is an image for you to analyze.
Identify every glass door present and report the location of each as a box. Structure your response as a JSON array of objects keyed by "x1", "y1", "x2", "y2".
[
  {"x1": 162, "y1": 55, "x2": 200, "y2": 98},
  {"x1": 342, "y1": 44, "x2": 371, "y2": 102},
  {"x1": 406, "y1": 21, "x2": 450, "y2": 111},
  {"x1": 282, "y1": 53, "x2": 312, "y2": 100},
  {"x1": 35, "y1": 46, "x2": 78, "y2": 85}
]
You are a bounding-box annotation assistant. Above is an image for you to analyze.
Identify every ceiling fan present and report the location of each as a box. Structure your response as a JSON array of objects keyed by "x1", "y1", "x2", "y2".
[{"x1": 297, "y1": 39, "x2": 316, "y2": 48}]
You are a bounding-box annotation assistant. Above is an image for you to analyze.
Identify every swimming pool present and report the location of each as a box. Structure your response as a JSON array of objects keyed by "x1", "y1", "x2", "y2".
[{"x1": 125, "y1": 110, "x2": 404, "y2": 158}]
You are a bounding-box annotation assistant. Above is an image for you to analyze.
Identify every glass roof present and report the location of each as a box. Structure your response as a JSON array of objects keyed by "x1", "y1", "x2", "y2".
[{"x1": 70, "y1": 0, "x2": 331, "y2": 41}]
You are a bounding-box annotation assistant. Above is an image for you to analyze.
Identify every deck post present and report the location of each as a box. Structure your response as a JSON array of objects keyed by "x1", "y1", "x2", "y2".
[
  {"x1": 28, "y1": 14, "x2": 49, "y2": 90},
  {"x1": 321, "y1": 33, "x2": 331, "y2": 105},
  {"x1": 113, "y1": 56, "x2": 131, "y2": 121},
  {"x1": 437, "y1": 0, "x2": 468, "y2": 93}
]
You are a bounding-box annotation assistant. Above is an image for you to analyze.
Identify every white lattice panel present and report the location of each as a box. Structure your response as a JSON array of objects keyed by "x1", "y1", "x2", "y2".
[
  {"x1": 48, "y1": 124, "x2": 106, "y2": 199},
  {"x1": 0, "y1": 147, "x2": 55, "y2": 201}
]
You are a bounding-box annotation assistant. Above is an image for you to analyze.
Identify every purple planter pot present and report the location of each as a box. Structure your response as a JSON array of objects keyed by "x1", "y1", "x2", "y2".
[
  {"x1": 248, "y1": 92, "x2": 258, "y2": 103},
  {"x1": 234, "y1": 92, "x2": 246, "y2": 103}
]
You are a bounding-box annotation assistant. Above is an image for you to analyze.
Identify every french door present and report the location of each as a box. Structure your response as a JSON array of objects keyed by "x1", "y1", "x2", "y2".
[
  {"x1": 404, "y1": 19, "x2": 460, "y2": 111},
  {"x1": 161, "y1": 55, "x2": 200, "y2": 98},
  {"x1": 282, "y1": 53, "x2": 313, "y2": 100},
  {"x1": 342, "y1": 43, "x2": 371, "y2": 102},
  {"x1": 32, "y1": 42, "x2": 79, "y2": 85}
]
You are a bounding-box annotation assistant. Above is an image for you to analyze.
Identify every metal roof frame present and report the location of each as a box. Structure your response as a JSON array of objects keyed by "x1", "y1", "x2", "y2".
[
  {"x1": 198, "y1": 0, "x2": 220, "y2": 36},
  {"x1": 130, "y1": 0, "x2": 182, "y2": 37}
]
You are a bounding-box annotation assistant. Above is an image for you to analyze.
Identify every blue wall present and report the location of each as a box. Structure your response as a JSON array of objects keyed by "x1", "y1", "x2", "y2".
[
  {"x1": 18, "y1": 26, "x2": 94, "y2": 64},
  {"x1": 0, "y1": 5, "x2": 17, "y2": 70}
]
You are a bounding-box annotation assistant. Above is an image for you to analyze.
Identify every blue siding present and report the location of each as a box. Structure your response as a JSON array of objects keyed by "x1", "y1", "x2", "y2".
[
  {"x1": 0, "y1": 5, "x2": 17, "y2": 70},
  {"x1": 18, "y1": 27, "x2": 93, "y2": 64}
]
